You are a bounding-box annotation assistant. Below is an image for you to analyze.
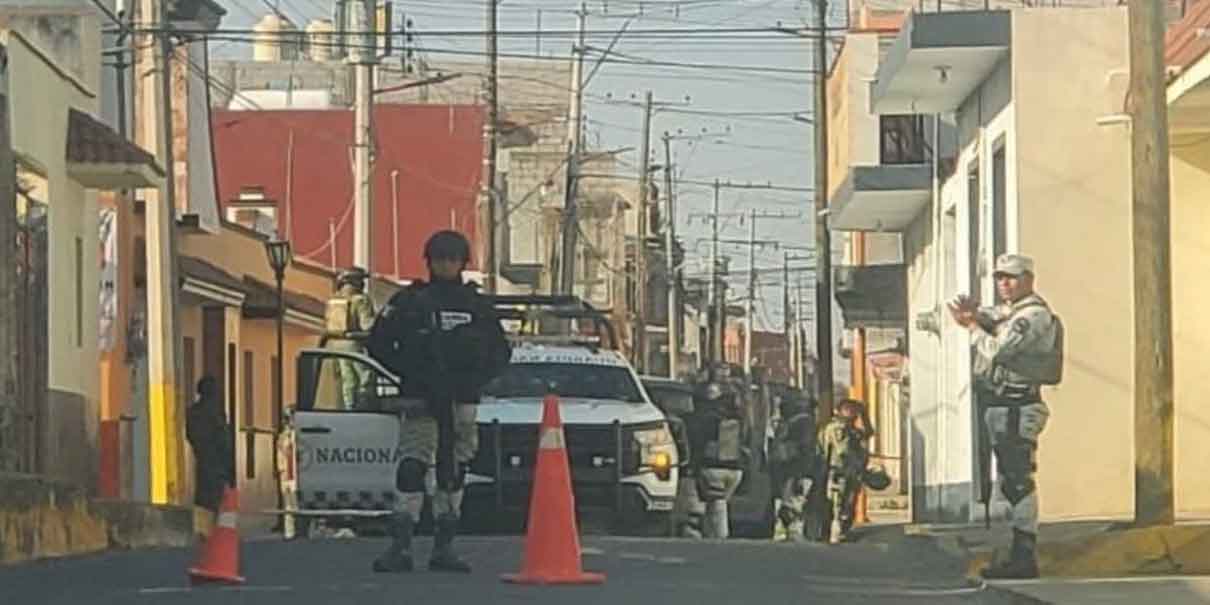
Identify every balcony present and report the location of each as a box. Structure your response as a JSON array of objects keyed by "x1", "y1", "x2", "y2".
[
  {"x1": 833, "y1": 264, "x2": 908, "y2": 330},
  {"x1": 829, "y1": 115, "x2": 931, "y2": 232},
  {"x1": 870, "y1": 10, "x2": 1011, "y2": 115}
]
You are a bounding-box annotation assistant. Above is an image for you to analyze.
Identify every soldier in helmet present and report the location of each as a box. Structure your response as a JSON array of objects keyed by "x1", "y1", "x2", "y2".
[
  {"x1": 366, "y1": 230, "x2": 511, "y2": 573},
  {"x1": 820, "y1": 398, "x2": 874, "y2": 544},
  {"x1": 325, "y1": 267, "x2": 376, "y2": 410}
]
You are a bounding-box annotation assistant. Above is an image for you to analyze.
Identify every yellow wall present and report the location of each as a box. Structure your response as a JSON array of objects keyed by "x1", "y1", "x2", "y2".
[
  {"x1": 1169, "y1": 139, "x2": 1210, "y2": 518},
  {"x1": 1012, "y1": 8, "x2": 1136, "y2": 520}
]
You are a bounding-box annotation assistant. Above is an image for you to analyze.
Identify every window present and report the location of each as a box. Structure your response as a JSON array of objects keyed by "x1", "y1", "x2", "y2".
[
  {"x1": 183, "y1": 337, "x2": 196, "y2": 400},
  {"x1": 243, "y1": 350, "x2": 255, "y2": 479},
  {"x1": 879, "y1": 115, "x2": 927, "y2": 165},
  {"x1": 75, "y1": 237, "x2": 83, "y2": 348},
  {"x1": 482, "y1": 363, "x2": 644, "y2": 403},
  {"x1": 226, "y1": 343, "x2": 237, "y2": 424},
  {"x1": 296, "y1": 354, "x2": 397, "y2": 412},
  {"x1": 992, "y1": 144, "x2": 1008, "y2": 284},
  {"x1": 968, "y1": 160, "x2": 981, "y2": 294}
]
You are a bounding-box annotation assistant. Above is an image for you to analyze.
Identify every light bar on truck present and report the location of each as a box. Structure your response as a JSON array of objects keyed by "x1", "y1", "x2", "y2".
[{"x1": 505, "y1": 334, "x2": 603, "y2": 347}]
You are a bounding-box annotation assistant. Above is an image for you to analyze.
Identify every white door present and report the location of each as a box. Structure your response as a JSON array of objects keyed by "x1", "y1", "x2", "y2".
[{"x1": 292, "y1": 351, "x2": 401, "y2": 512}]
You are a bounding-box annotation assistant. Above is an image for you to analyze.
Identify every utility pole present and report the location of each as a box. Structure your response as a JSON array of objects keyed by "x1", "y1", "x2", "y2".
[
  {"x1": 813, "y1": 0, "x2": 835, "y2": 412},
  {"x1": 634, "y1": 91, "x2": 654, "y2": 373},
  {"x1": 0, "y1": 42, "x2": 17, "y2": 472},
  {"x1": 134, "y1": 0, "x2": 184, "y2": 504},
  {"x1": 710, "y1": 180, "x2": 721, "y2": 368},
  {"x1": 559, "y1": 3, "x2": 587, "y2": 295},
  {"x1": 484, "y1": 0, "x2": 499, "y2": 291},
  {"x1": 1128, "y1": 0, "x2": 1174, "y2": 527},
  {"x1": 350, "y1": 0, "x2": 376, "y2": 271},
  {"x1": 662, "y1": 133, "x2": 679, "y2": 379},
  {"x1": 742, "y1": 209, "x2": 799, "y2": 376},
  {"x1": 783, "y1": 251, "x2": 792, "y2": 386}
]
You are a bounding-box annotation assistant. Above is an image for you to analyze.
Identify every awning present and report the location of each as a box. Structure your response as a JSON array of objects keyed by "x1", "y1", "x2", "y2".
[
  {"x1": 833, "y1": 263, "x2": 908, "y2": 330},
  {"x1": 179, "y1": 255, "x2": 246, "y2": 306},
  {"x1": 66, "y1": 109, "x2": 164, "y2": 189},
  {"x1": 870, "y1": 11, "x2": 1011, "y2": 115},
  {"x1": 242, "y1": 276, "x2": 327, "y2": 328},
  {"x1": 829, "y1": 165, "x2": 931, "y2": 232},
  {"x1": 1169, "y1": 42, "x2": 1210, "y2": 137}
]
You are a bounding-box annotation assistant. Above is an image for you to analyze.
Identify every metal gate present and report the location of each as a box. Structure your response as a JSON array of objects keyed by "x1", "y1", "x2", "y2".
[{"x1": 12, "y1": 196, "x2": 48, "y2": 474}]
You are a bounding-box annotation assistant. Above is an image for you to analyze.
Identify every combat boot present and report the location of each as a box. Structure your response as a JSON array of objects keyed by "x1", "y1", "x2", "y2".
[
  {"x1": 372, "y1": 513, "x2": 415, "y2": 573},
  {"x1": 981, "y1": 529, "x2": 1039, "y2": 580},
  {"x1": 428, "y1": 516, "x2": 471, "y2": 573}
]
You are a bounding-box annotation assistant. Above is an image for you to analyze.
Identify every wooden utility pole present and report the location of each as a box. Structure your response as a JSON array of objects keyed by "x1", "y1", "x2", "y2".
[
  {"x1": 0, "y1": 43, "x2": 18, "y2": 472},
  {"x1": 813, "y1": 0, "x2": 835, "y2": 413},
  {"x1": 484, "y1": 0, "x2": 499, "y2": 291},
  {"x1": 559, "y1": 3, "x2": 587, "y2": 295},
  {"x1": 1128, "y1": 0, "x2": 1175, "y2": 527},
  {"x1": 662, "y1": 133, "x2": 679, "y2": 379},
  {"x1": 635, "y1": 91, "x2": 654, "y2": 372},
  {"x1": 743, "y1": 209, "x2": 798, "y2": 376}
]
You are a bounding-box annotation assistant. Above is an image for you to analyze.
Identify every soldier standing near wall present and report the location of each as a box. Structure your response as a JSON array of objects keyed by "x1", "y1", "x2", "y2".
[{"x1": 948, "y1": 253, "x2": 1064, "y2": 580}]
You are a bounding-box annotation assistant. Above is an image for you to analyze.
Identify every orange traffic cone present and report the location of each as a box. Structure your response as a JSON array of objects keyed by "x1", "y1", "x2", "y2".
[
  {"x1": 501, "y1": 394, "x2": 605, "y2": 585},
  {"x1": 188, "y1": 486, "x2": 246, "y2": 585}
]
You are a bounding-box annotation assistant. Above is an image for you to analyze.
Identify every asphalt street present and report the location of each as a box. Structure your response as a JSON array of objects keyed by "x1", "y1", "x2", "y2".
[{"x1": 0, "y1": 532, "x2": 1046, "y2": 605}]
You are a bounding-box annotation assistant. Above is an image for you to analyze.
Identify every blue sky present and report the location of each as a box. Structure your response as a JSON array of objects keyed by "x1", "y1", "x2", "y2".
[{"x1": 213, "y1": 0, "x2": 844, "y2": 330}]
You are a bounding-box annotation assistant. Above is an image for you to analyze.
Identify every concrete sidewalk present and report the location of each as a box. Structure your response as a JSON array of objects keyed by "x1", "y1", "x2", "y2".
[
  {"x1": 890, "y1": 519, "x2": 1210, "y2": 578},
  {"x1": 991, "y1": 576, "x2": 1210, "y2": 604}
]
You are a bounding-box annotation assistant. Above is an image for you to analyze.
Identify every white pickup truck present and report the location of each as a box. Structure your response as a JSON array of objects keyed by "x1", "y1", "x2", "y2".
[{"x1": 279, "y1": 311, "x2": 679, "y2": 536}]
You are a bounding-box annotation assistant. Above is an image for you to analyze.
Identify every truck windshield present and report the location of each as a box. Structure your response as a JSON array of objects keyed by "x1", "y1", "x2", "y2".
[{"x1": 482, "y1": 363, "x2": 644, "y2": 403}]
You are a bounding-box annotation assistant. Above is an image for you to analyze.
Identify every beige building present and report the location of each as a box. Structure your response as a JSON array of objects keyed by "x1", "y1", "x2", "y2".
[
  {"x1": 1, "y1": 4, "x2": 161, "y2": 486},
  {"x1": 1164, "y1": 3, "x2": 1210, "y2": 518},
  {"x1": 827, "y1": 7, "x2": 1210, "y2": 524}
]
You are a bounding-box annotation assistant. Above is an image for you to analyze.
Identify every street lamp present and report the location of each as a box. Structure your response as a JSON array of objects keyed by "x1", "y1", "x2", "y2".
[{"x1": 263, "y1": 238, "x2": 292, "y2": 431}]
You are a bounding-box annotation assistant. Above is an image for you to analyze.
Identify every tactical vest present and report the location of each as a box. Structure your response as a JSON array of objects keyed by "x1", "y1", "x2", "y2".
[{"x1": 324, "y1": 295, "x2": 364, "y2": 338}]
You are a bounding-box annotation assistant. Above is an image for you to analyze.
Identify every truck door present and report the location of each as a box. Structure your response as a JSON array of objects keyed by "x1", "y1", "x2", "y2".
[{"x1": 292, "y1": 350, "x2": 401, "y2": 512}]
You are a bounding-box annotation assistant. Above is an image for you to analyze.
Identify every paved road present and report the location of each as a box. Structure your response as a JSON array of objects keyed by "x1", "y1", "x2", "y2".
[{"x1": 0, "y1": 534, "x2": 1043, "y2": 605}]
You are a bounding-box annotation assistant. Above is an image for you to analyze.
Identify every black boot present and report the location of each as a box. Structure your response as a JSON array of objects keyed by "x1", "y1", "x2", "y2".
[
  {"x1": 981, "y1": 529, "x2": 1039, "y2": 580},
  {"x1": 372, "y1": 513, "x2": 415, "y2": 573},
  {"x1": 428, "y1": 516, "x2": 471, "y2": 573}
]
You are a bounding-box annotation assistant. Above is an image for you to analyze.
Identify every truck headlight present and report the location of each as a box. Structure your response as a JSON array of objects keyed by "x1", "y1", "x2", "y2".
[{"x1": 632, "y1": 424, "x2": 676, "y2": 481}]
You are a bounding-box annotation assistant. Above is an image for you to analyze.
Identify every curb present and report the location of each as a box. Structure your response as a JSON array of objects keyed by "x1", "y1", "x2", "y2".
[
  {"x1": 1, "y1": 475, "x2": 193, "y2": 565},
  {"x1": 967, "y1": 525, "x2": 1210, "y2": 578}
]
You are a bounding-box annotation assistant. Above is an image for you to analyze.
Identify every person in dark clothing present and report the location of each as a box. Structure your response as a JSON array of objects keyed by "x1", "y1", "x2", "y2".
[
  {"x1": 366, "y1": 230, "x2": 512, "y2": 574},
  {"x1": 770, "y1": 390, "x2": 817, "y2": 541},
  {"x1": 683, "y1": 371, "x2": 746, "y2": 539},
  {"x1": 186, "y1": 376, "x2": 234, "y2": 538}
]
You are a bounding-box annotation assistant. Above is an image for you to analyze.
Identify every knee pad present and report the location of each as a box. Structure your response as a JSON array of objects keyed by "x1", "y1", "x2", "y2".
[{"x1": 396, "y1": 459, "x2": 429, "y2": 493}]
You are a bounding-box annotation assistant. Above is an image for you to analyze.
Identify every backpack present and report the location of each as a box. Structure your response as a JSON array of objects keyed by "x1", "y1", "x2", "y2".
[{"x1": 1006, "y1": 301, "x2": 1065, "y2": 386}]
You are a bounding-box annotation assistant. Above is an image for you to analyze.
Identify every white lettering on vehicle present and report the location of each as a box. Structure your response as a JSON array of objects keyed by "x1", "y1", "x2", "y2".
[
  {"x1": 511, "y1": 352, "x2": 627, "y2": 367},
  {"x1": 440, "y1": 311, "x2": 473, "y2": 331}
]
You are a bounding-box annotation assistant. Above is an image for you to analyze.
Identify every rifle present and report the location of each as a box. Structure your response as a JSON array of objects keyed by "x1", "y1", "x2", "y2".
[
  {"x1": 423, "y1": 295, "x2": 458, "y2": 493},
  {"x1": 976, "y1": 392, "x2": 992, "y2": 530}
]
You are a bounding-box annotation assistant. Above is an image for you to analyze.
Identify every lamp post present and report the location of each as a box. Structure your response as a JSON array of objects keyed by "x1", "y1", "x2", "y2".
[
  {"x1": 264, "y1": 238, "x2": 292, "y2": 431},
  {"x1": 264, "y1": 237, "x2": 292, "y2": 532}
]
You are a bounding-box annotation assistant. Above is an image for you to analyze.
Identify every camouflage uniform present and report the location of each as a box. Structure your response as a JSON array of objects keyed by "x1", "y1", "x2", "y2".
[
  {"x1": 971, "y1": 254, "x2": 1060, "y2": 579},
  {"x1": 325, "y1": 272, "x2": 376, "y2": 410},
  {"x1": 820, "y1": 412, "x2": 870, "y2": 544}
]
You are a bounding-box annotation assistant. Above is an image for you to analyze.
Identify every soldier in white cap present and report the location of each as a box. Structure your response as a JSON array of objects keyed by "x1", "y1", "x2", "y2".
[{"x1": 947, "y1": 253, "x2": 1064, "y2": 579}]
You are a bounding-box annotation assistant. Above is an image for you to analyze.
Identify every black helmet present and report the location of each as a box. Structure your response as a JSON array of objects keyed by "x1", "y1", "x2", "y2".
[
  {"x1": 336, "y1": 267, "x2": 367, "y2": 287},
  {"x1": 423, "y1": 230, "x2": 471, "y2": 262}
]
